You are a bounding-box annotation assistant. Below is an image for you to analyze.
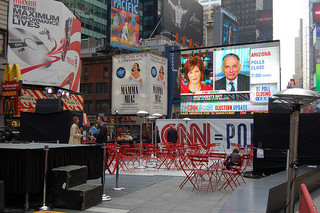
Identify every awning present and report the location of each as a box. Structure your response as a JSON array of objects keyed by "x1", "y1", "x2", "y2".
[{"x1": 83, "y1": 113, "x2": 90, "y2": 125}]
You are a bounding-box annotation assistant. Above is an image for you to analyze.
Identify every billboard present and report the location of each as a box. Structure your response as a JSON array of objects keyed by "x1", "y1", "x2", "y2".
[
  {"x1": 256, "y1": 10, "x2": 273, "y2": 41},
  {"x1": 179, "y1": 41, "x2": 280, "y2": 115},
  {"x1": 316, "y1": 64, "x2": 320, "y2": 92},
  {"x1": 213, "y1": 7, "x2": 238, "y2": 46},
  {"x1": 7, "y1": 0, "x2": 81, "y2": 92},
  {"x1": 157, "y1": 119, "x2": 253, "y2": 152},
  {"x1": 221, "y1": 11, "x2": 238, "y2": 45},
  {"x1": 163, "y1": 0, "x2": 203, "y2": 44},
  {"x1": 112, "y1": 53, "x2": 168, "y2": 115},
  {"x1": 110, "y1": 0, "x2": 139, "y2": 51},
  {"x1": 313, "y1": 3, "x2": 320, "y2": 24}
]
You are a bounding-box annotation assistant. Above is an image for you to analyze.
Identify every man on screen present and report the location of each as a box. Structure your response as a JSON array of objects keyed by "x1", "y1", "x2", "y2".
[{"x1": 215, "y1": 53, "x2": 249, "y2": 91}]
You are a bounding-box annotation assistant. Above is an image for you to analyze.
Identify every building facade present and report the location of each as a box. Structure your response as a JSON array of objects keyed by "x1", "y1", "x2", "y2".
[
  {"x1": 59, "y1": 0, "x2": 109, "y2": 39},
  {"x1": 81, "y1": 55, "x2": 112, "y2": 119},
  {"x1": 221, "y1": 0, "x2": 258, "y2": 44},
  {"x1": 139, "y1": 0, "x2": 162, "y2": 39}
]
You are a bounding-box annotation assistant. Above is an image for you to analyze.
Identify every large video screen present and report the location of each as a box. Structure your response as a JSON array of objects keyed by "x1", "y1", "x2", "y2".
[
  {"x1": 180, "y1": 41, "x2": 280, "y2": 115},
  {"x1": 222, "y1": 13, "x2": 238, "y2": 45}
]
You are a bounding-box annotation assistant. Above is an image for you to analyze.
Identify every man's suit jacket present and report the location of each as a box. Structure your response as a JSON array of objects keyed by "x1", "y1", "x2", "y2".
[
  {"x1": 215, "y1": 74, "x2": 250, "y2": 91},
  {"x1": 167, "y1": 128, "x2": 178, "y2": 143}
]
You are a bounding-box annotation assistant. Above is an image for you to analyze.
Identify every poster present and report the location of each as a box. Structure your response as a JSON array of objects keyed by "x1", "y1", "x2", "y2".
[
  {"x1": 157, "y1": 119, "x2": 253, "y2": 152},
  {"x1": 7, "y1": 0, "x2": 81, "y2": 92},
  {"x1": 112, "y1": 53, "x2": 168, "y2": 115}
]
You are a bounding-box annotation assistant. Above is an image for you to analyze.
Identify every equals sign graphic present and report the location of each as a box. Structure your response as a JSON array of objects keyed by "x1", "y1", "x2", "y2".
[{"x1": 215, "y1": 134, "x2": 223, "y2": 140}]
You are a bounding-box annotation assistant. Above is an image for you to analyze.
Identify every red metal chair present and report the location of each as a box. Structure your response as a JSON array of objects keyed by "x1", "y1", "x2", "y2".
[
  {"x1": 208, "y1": 152, "x2": 228, "y2": 184},
  {"x1": 188, "y1": 154, "x2": 217, "y2": 193},
  {"x1": 119, "y1": 144, "x2": 139, "y2": 172},
  {"x1": 178, "y1": 154, "x2": 198, "y2": 190},
  {"x1": 219, "y1": 157, "x2": 244, "y2": 191},
  {"x1": 208, "y1": 143, "x2": 221, "y2": 152},
  {"x1": 143, "y1": 143, "x2": 158, "y2": 170},
  {"x1": 299, "y1": 183, "x2": 318, "y2": 213}
]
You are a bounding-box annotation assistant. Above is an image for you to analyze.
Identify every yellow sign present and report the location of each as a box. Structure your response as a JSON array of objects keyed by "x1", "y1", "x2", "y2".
[
  {"x1": 3, "y1": 64, "x2": 21, "y2": 83},
  {"x1": 2, "y1": 97, "x2": 20, "y2": 116},
  {"x1": 2, "y1": 91, "x2": 18, "y2": 97}
]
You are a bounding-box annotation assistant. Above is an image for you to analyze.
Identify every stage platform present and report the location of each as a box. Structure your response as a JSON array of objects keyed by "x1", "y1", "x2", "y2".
[
  {"x1": 219, "y1": 165, "x2": 320, "y2": 213},
  {"x1": 0, "y1": 142, "x2": 103, "y2": 194}
]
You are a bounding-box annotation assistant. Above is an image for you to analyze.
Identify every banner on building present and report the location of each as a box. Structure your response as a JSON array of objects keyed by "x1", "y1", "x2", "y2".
[
  {"x1": 7, "y1": 0, "x2": 81, "y2": 92},
  {"x1": 157, "y1": 119, "x2": 253, "y2": 152},
  {"x1": 110, "y1": 0, "x2": 139, "y2": 51},
  {"x1": 112, "y1": 52, "x2": 168, "y2": 115}
]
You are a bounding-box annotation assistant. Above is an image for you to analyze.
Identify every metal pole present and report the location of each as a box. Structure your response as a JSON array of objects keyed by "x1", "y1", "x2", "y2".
[
  {"x1": 135, "y1": 115, "x2": 145, "y2": 169},
  {"x1": 113, "y1": 144, "x2": 124, "y2": 191},
  {"x1": 139, "y1": 116, "x2": 143, "y2": 167},
  {"x1": 151, "y1": 120, "x2": 154, "y2": 147},
  {"x1": 116, "y1": 112, "x2": 118, "y2": 140},
  {"x1": 154, "y1": 120, "x2": 157, "y2": 158},
  {"x1": 285, "y1": 107, "x2": 300, "y2": 213},
  {"x1": 140, "y1": 116, "x2": 142, "y2": 163},
  {"x1": 102, "y1": 143, "x2": 111, "y2": 201},
  {"x1": 39, "y1": 145, "x2": 49, "y2": 211},
  {"x1": 23, "y1": 193, "x2": 29, "y2": 211}
]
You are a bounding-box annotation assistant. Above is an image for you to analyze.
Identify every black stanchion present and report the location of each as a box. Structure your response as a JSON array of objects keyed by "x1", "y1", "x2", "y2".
[
  {"x1": 101, "y1": 143, "x2": 111, "y2": 201},
  {"x1": 39, "y1": 145, "x2": 50, "y2": 211},
  {"x1": 113, "y1": 143, "x2": 125, "y2": 191},
  {"x1": 23, "y1": 193, "x2": 29, "y2": 212}
]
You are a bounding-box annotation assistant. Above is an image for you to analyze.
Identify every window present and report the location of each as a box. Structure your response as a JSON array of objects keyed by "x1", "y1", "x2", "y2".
[
  {"x1": 96, "y1": 82, "x2": 108, "y2": 94},
  {"x1": 95, "y1": 100, "x2": 109, "y2": 113},
  {"x1": 80, "y1": 83, "x2": 93, "y2": 94},
  {"x1": 103, "y1": 66, "x2": 109, "y2": 78},
  {"x1": 83, "y1": 100, "x2": 92, "y2": 113},
  {"x1": 83, "y1": 67, "x2": 89, "y2": 79}
]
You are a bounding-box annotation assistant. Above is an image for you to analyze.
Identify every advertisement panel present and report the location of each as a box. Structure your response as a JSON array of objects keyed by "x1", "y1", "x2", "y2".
[
  {"x1": 256, "y1": 10, "x2": 273, "y2": 41},
  {"x1": 149, "y1": 54, "x2": 168, "y2": 113},
  {"x1": 221, "y1": 11, "x2": 238, "y2": 45},
  {"x1": 110, "y1": 0, "x2": 139, "y2": 51},
  {"x1": 317, "y1": 25, "x2": 320, "y2": 38},
  {"x1": 179, "y1": 41, "x2": 280, "y2": 115},
  {"x1": 157, "y1": 119, "x2": 253, "y2": 152},
  {"x1": 112, "y1": 53, "x2": 168, "y2": 115},
  {"x1": 313, "y1": 3, "x2": 320, "y2": 24},
  {"x1": 316, "y1": 64, "x2": 320, "y2": 92},
  {"x1": 7, "y1": 0, "x2": 81, "y2": 92},
  {"x1": 163, "y1": 0, "x2": 203, "y2": 44}
]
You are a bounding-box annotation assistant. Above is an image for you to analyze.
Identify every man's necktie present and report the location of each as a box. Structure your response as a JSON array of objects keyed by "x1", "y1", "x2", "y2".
[{"x1": 230, "y1": 82, "x2": 235, "y2": 91}]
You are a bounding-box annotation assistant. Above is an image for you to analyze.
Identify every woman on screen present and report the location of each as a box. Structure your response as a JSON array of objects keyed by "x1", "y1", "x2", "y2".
[
  {"x1": 223, "y1": 23, "x2": 233, "y2": 45},
  {"x1": 181, "y1": 56, "x2": 213, "y2": 93}
]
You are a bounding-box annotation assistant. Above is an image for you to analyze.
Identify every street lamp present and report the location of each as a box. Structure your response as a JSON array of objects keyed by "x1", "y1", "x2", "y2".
[
  {"x1": 136, "y1": 110, "x2": 149, "y2": 169},
  {"x1": 274, "y1": 88, "x2": 320, "y2": 213}
]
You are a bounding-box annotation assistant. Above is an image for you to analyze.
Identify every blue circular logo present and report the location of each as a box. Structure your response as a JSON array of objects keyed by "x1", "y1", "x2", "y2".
[
  {"x1": 116, "y1": 67, "x2": 126, "y2": 79},
  {"x1": 151, "y1": 66, "x2": 157, "y2": 78}
]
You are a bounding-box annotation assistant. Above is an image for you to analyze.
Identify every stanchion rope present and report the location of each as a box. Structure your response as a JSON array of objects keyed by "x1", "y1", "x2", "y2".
[{"x1": 106, "y1": 150, "x2": 120, "y2": 174}]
